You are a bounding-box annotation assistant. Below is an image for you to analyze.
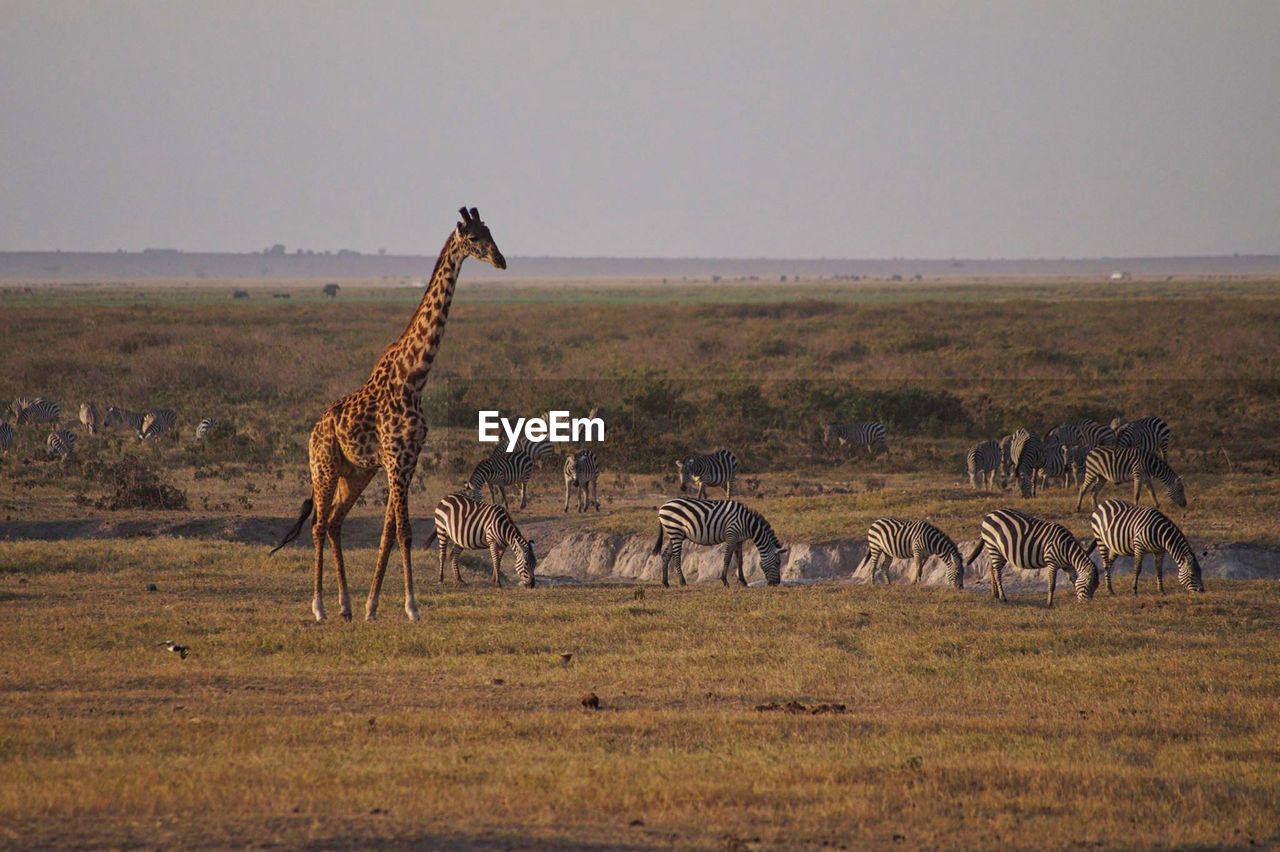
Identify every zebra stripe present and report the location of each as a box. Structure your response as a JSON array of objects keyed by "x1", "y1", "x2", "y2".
[
  {"x1": 966, "y1": 440, "x2": 1001, "y2": 490},
  {"x1": 1038, "y1": 442, "x2": 1071, "y2": 489},
  {"x1": 1064, "y1": 443, "x2": 1091, "y2": 487},
  {"x1": 651, "y1": 497, "x2": 784, "y2": 588},
  {"x1": 13, "y1": 397, "x2": 60, "y2": 426},
  {"x1": 563, "y1": 449, "x2": 600, "y2": 513},
  {"x1": 513, "y1": 436, "x2": 556, "y2": 464},
  {"x1": 465, "y1": 449, "x2": 534, "y2": 510},
  {"x1": 676, "y1": 449, "x2": 738, "y2": 499},
  {"x1": 1089, "y1": 499, "x2": 1204, "y2": 596},
  {"x1": 195, "y1": 417, "x2": 219, "y2": 439},
  {"x1": 140, "y1": 408, "x2": 178, "y2": 441},
  {"x1": 1047, "y1": 419, "x2": 1116, "y2": 451},
  {"x1": 425, "y1": 493, "x2": 535, "y2": 587},
  {"x1": 79, "y1": 402, "x2": 100, "y2": 435},
  {"x1": 1010, "y1": 428, "x2": 1044, "y2": 498},
  {"x1": 998, "y1": 434, "x2": 1014, "y2": 477},
  {"x1": 0, "y1": 420, "x2": 14, "y2": 453},
  {"x1": 967, "y1": 508, "x2": 1098, "y2": 606},
  {"x1": 1114, "y1": 416, "x2": 1171, "y2": 461},
  {"x1": 857, "y1": 518, "x2": 965, "y2": 588},
  {"x1": 105, "y1": 406, "x2": 147, "y2": 434},
  {"x1": 46, "y1": 428, "x2": 76, "y2": 461},
  {"x1": 822, "y1": 422, "x2": 887, "y2": 456},
  {"x1": 1075, "y1": 447, "x2": 1186, "y2": 512}
]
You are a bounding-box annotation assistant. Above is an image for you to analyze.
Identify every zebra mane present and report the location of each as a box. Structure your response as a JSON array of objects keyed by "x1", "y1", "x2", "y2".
[
  {"x1": 744, "y1": 507, "x2": 782, "y2": 550},
  {"x1": 1145, "y1": 451, "x2": 1178, "y2": 483}
]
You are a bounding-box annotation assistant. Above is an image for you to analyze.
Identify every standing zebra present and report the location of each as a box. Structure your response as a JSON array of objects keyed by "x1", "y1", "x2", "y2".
[
  {"x1": 563, "y1": 449, "x2": 600, "y2": 513},
  {"x1": 1038, "y1": 442, "x2": 1071, "y2": 490},
  {"x1": 465, "y1": 449, "x2": 534, "y2": 510},
  {"x1": 822, "y1": 422, "x2": 887, "y2": 457},
  {"x1": 1114, "y1": 415, "x2": 1171, "y2": 462},
  {"x1": 425, "y1": 493, "x2": 535, "y2": 587},
  {"x1": 966, "y1": 439, "x2": 1002, "y2": 490},
  {"x1": 1087, "y1": 499, "x2": 1204, "y2": 596},
  {"x1": 0, "y1": 420, "x2": 14, "y2": 454},
  {"x1": 195, "y1": 417, "x2": 219, "y2": 439},
  {"x1": 1047, "y1": 419, "x2": 1115, "y2": 452},
  {"x1": 998, "y1": 434, "x2": 1014, "y2": 478},
  {"x1": 46, "y1": 428, "x2": 76, "y2": 462},
  {"x1": 79, "y1": 402, "x2": 101, "y2": 435},
  {"x1": 13, "y1": 397, "x2": 60, "y2": 426},
  {"x1": 856, "y1": 518, "x2": 966, "y2": 588},
  {"x1": 966, "y1": 508, "x2": 1098, "y2": 607},
  {"x1": 104, "y1": 406, "x2": 147, "y2": 436},
  {"x1": 1064, "y1": 443, "x2": 1091, "y2": 487},
  {"x1": 513, "y1": 436, "x2": 556, "y2": 466},
  {"x1": 676, "y1": 449, "x2": 738, "y2": 499},
  {"x1": 1010, "y1": 428, "x2": 1044, "y2": 498},
  {"x1": 140, "y1": 408, "x2": 178, "y2": 441},
  {"x1": 1075, "y1": 447, "x2": 1186, "y2": 512},
  {"x1": 652, "y1": 498, "x2": 785, "y2": 588}
]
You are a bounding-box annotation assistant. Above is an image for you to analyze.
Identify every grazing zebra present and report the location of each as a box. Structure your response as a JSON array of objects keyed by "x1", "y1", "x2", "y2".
[
  {"x1": 1047, "y1": 419, "x2": 1115, "y2": 451},
  {"x1": 563, "y1": 450, "x2": 600, "y2": 513},
  {"x1": 966, "y1": 439, "x2": 1002, "y2": 490},
  {"x1": 651, "y1": 497, "x2": 785, "y2": 588},
  {"x1": 856, "y1": 518, "x2": 965, "y2": 588},
  {"x1": 0, "y1": 420, "x2": 14, "y2": 454},
  {"x1": 1010, "y1": 428, "x2": 1044, "y2": 498},
  {"x1": 1075, "y1": 447, "x2": 1186, "y2": 512},
  {"x1": 1038, "y1": 442, "x2": 1071, "y2": 490},
  {"x1": 1087, "y1": 499, "x2": 1204, "y2": 596},
  {"x1": 13, "y1": 397, "x2": 60, "y2": 426},
  {"x1": 1114, "y1": 415, "x2": 1171, "y2": 462},
  {"x1": 46, "y1": 428, "x2": 76, "y2": 461},
  {"x1": 822, "y1": 422, "x2": 887, "y2": 456},
  {"x1": 140, "y1": 408, "x2": 178, "y2": 441},
  {"x1": 424, "y1": 493, "x2": 535, "y2": 587},
  {"x1": 966, "y1": 508, "x2": 1098, "y2": 607},
  {"x1": 464, "y1": 449, "x2": 534, "y2": 510},
  {"x1": 513, "y1": 435, "x2": 556, "y2": 465},
  {"x1": 79, "y1": 402, "x2": 100, "y2": 435},
  {"x1": 676, "y1": 449, "x2": 738, "y2": 499},
  {"x1": 998, "y1": 434, "x2": 1014, "y2": 478},
  {"x1": 1064, "y1": 443, "x2": 1091, "y2": 487},
  {"x1": 195, "y1": 417, "x2": 218, "y2": 439},
  {"x1": 104, "y1": 406, "x2": 146, "y2": 435}
]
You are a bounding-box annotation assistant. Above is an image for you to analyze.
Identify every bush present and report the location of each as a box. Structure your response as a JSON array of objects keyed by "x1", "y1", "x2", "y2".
[{"x1": 84, "y1": 456, "x2": 188, "y2": 511}]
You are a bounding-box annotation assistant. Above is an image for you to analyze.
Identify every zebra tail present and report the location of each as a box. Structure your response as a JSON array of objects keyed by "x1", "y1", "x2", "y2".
[
  {"x1": 269, "y1": 498, "x2": 315, "y2": 555},
  {"x1": 964, "y1": 540, "x2": 985, "y2": 569},
  {"x1": 1083, "y1": 538, "x2": 1098, "y2": 557},
  {"x1": 422, "y1": 528, "x2": 439, "y2": 550},
  {"x1": 651, "y1": 525, "x2": 664, "y2": 556}
]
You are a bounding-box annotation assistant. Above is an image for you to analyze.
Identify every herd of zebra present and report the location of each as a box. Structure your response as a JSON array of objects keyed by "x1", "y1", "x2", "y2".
[{"x1": 0, "y1": 396, "x2": 218, "y2": 464}]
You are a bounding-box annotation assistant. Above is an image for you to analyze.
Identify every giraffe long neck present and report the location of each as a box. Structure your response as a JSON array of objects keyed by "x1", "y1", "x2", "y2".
[{"x1": 374, "y1": 233, "x2": 467, "y2": 398}]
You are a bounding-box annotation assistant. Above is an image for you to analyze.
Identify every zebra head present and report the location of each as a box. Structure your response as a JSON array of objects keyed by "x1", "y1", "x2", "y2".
[
  {"x1": 1169, "y1": 475, "x2": 1187, "y2": 508},
  {"x1": 461, "y1": 474, "x2": 484, "y2": 502},
  {"x1": 454, "y1": 207, "x2": 506, "y2": 270},
  {"x1": 942, "y1": 546, "x2": 965, "y2": 589},
  {"x1": 676, "y1": 458, "x2": 692, "y2": 492},
  {"x1": 1178, "y1": 552, "x2": 1205, "y2": 593},
  {"x1": 758, "y1": 539, "x2": 786, "y2": 587},
  {"x1": 103, "y1": 406, "x2": 122, "y2": 427},
  {"x1": 1068, "y1": 540, "x2": 1099, "y2": 600},
  {"x1": 512, "y1": 538, "x2": 536, "y2": 588}
]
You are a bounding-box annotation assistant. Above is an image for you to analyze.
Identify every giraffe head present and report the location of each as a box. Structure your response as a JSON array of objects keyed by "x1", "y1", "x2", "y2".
[{"x1": 454, "y1": 207, "x2": 506, "y2": 269}]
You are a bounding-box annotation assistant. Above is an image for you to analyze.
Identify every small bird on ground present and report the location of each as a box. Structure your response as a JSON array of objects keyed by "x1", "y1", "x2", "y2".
[{"x1": 158, "y1": 640, "x2": 189, "y2": 659}]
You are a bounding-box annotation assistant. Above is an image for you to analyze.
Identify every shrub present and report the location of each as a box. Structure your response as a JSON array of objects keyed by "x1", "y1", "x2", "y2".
[{"x1": 84, "y1": 456, "x2": 188, "y2": 511}]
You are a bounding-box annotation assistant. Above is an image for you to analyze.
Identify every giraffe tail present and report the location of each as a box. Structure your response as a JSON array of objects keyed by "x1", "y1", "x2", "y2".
[{"x1": 269, "y1": 498, "x2": 314, "y2": 555}]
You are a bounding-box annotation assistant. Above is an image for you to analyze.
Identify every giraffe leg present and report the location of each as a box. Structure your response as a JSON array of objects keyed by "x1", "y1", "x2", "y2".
[
  {"x1": 327, "y1": 469, "x2": 376, "y2": 621},
  {"x1": 390, "y1": 467, "x2": 419, "y2": 620},
  {"x1": 366, "y1": 487, "x2": 397, "y2": 621},
  {"x1": 308, "y1": 428, "x2": 342, "y2": 622},
  {"x1": 490, "y1": 540, "x2": 504, "y2": 587}
]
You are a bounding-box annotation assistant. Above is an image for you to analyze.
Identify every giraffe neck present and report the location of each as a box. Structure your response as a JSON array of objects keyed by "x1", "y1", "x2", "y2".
[{"x1": 373, "y1": 233, "x2": 467, "y2": 398}]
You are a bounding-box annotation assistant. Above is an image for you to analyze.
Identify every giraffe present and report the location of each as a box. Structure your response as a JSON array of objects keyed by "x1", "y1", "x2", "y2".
[{"x1": 272, "y1": 207, "x2": 506, "y2": 621}]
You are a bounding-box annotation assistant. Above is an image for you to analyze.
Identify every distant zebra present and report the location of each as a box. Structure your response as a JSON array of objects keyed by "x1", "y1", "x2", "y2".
[
  {"x1": 966, "y1": 508, "x2": 1098, "y2": 607},
  {"x1": 424, "y1": 493, "x2": 535, "y2": 587},
  {"x1": 513, "y1": 436, "x2": 556, "y2": 465},
  {"x1": 13, "y1": 397, "x2": 60, "y2": 426},
  {"x1": 676, "y1": 449, "x2": 737, "y2": 499},
  {"x1": 1075, "y1": 447, "x2": 1186, "y2": 512},
  {"x1": 464, "y1": 449, "x2": 534, "y2": 510},
  {"x1": 140, "y1": 408, "x2": 178, "y2": 441},
  {"x1": 195, "y1": 417, "x2": 219, "y2": 439},
  {"x1": 652, "y1": 497, "x2": 785, "y2": 588},
  {"x1": 1064, "y1": 443, "x2": 1091, "y2": 487},
  {"x1": 46, "y1": 428, "x2": 76, "y2": 462},
  {"x1": 563, "y1": 450, "x2": 600, "y2": 513},
  {"x1": 1010, "y1": 428, "x2": 1044, "y2": 498},
  {"x1": 1088, "y1": 499, "x2": 1204, "y2": 596},
  {"x1": 0, "y1": 420, "x2": 14, "y2": 454},
  {"x1": 1038, "y1": 442, "x2": 1071, "y2": 490},
  {"x1": 856, "y1": 518, "x2": 965, "y2": 588},
  {"x1": 998, "y1": 434, "x2": 1014, "y2": 478},
  {"x1": 79, "y1": 402, "x2": 101, "y2": 435},
  {"x1": 1047, "y1": 419, "x2": 1115, "y2": 451},
  {"x1": 822, "y1": 422, "x2": 887, "y2": 456},
  {"x1": 966, "y1": 440, "x2": 1002, "y2": 490},
  {"x1": 1114, "y1": 416, "x2": 1171, "y2": 462},
  {"x1": 104, "y1": 406, "x2": 147, "y2": 435}
]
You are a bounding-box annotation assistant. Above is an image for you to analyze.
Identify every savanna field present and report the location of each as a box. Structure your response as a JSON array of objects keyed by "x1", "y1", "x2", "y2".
[{"x1": 2, "y1": 277, "x2": 1279, "y2": 850}]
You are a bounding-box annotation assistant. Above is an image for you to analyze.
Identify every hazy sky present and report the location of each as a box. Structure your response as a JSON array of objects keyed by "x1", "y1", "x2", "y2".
[{"x1": 2, "y1": 2, "x2": 1277, "y2": 258}]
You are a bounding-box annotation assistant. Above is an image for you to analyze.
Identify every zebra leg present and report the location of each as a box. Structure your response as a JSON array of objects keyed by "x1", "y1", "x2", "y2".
[
  {"x1": 911, "y1": 543, "x2": 926, "y2": 584},
  {"x1": 591, "y1": 478, "x2": 599, "y2": 511},
  {"x1": 720, "y1": 544, "x2": 734, "y2": 587},
  {"x1": 563, "y1": 478, "x2": 571, "y2": 513},
  {"x1": 437, "y1": 539, "x2": 448, "y2": 584},
  {"x1": 1144, "y1": 476, "x2": 1161, "y2": 509},
  {"x1": 725, "y1": 478, "x2": 733, "y2": 499},
  {"x1": 1132, "y1": 548, "x2": 1144, "y2": 595},
  {"x1": 660, "y1": 544, "x2": 671, "y2": 588},
  {"x1": 1153, "y1": 552, "x2": 1165, "y2": 595},
  {"x1": 672, "y1": 540, "x2": 687, "y2": 586},
  {"x1": 489, "y1": 541, "x2": 504, "y2": 587},
  {"x1": 1046, "y1": 564, "x2": 1059, "y2": 608},
  {"x1": 518, "y1": 480, "x2": 527, "y2": 510},
  {"x1": 989, "y1": 552, "x2": 1007, "y2": 601},
  {"x1": 1099, "y1": 544, "x2": 1115, "y2": 595},
  {"x1": 696, "y1": 482, "x2": 706, "y2": 500},
  {"x1": 736, "y1": 546, "x2": 748, "y2": 586},
  {"x1": 1074, "y1": 476, "x2": 1093, "y2": 512},
  {"x1": 451, "y1": 546, "x2": 463, "y2": 585}
]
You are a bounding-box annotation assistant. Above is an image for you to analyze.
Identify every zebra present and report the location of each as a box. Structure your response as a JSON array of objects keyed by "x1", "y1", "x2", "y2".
[
  {"x1": 651, "y1": 497, "x2": 785, "y2": 588},
  {"x1": 676, "y1": 449, "x2": 737, "y2": 499},
  {"x1": 1038, "y1": 442, "x2": 1071, "y2": 490},
  {"x1": 998, "y1": 434, "x2": 1014, "y2": 478},
  {"x1": 464, "y1": 449, "x2": 534, "y2": 510},
  {"x1": 1047, "y1": 419, "x2": 1115, "y2": 452},
  {"x1": 563, "y1": 449, "x2": 600, "y2": 513},
  {"x1": 1075, "y1": 447, "x2": 1186, "y2": 512},
  {"x1": 966, "y1": 508, "x2": 1099, "y2": 607},
  {"x1": 513, "y1": 435, "x2": 556, "y2": 466},
  {"x1": 0, "y1": 420, "x2": 14, "y2": 454},
  {"x1": 195, "y1": 417, "x2": 219, "y2": 439},
  {"x1": 1064, "y1": 443, "x2": 1091, "y2": 487},
  {"x1": 13, "y1": 397, "x2": 60, "y2": 426},
  {"x1": 966, "y1": 439, "x2": 1002, "y2": 490},
  {"x1": 1087, "y1": 499, "x2": 1204, "y2": 596},
  {"x1": 1010, "y1": 428, "x2": 1044, "y2": 498},
  {"x1": 140, "y1": 408, "x2": 178, "y2": 441},
  {"x1": 104, "y1": 406, "x2": 146, "y2": 435},
  {"x1": 822, "y1": 422, "x2": 887, "y2": 456},
  {"x1": 424, "y1": 493, "x2": 535, "y2": 588},
  {"x1": 1114, "y1": 415, "x2": 1171, "y2": 462},
  {"x1": 46, "y1": 428, "x2": 76, "y2": 462},
  {"x1": 855, "y1": 518, "x2": 965, "y2": 588},
  {"x1": 79, "y1": 402, "x2": 101, "y2": 435}
]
